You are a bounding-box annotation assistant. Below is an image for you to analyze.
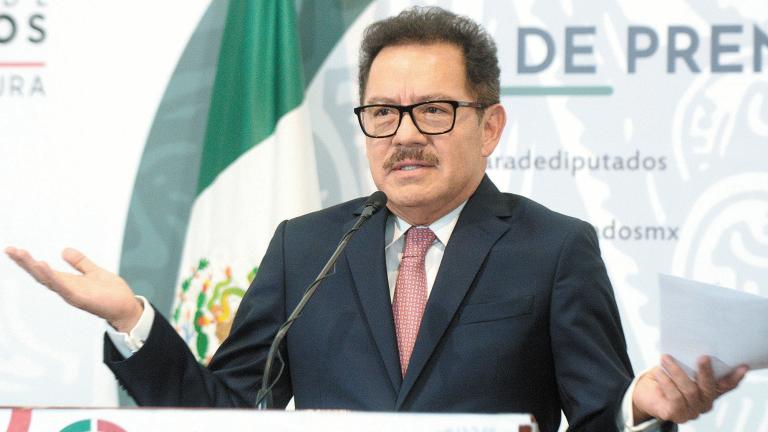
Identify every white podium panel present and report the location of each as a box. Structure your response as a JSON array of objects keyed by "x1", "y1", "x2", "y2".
[{"x1": 1, "y1": 407, "x2": 537, "y2": 432}]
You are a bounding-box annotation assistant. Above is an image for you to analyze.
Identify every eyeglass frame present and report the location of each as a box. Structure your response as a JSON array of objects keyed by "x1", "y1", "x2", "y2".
[{"x1": 353, "y1": 100, "x2": 487, "y2": 138}]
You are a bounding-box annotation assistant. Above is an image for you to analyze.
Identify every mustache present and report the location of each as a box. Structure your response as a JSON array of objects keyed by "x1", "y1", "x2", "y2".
[{"x1": 383, "y1": 147, "x2": 440, "y2": 171}]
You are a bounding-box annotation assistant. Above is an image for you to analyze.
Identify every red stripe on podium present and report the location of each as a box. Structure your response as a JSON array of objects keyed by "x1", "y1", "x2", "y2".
[{"x1": 6, "y1": 408, "x2": 32, "y2": 432}]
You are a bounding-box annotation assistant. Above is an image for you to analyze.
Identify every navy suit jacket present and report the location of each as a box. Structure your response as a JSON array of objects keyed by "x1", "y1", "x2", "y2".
[{"x1": 105, "y1": 176, "x2": 634, "y2": 432}]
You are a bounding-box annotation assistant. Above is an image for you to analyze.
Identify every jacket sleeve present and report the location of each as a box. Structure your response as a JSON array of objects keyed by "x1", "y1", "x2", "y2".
[
  {"x1": 549, "y1": 220, "x2": 634, "y2": 431},
  {"x1": 104, "y1": 220, "x2": 292, "y2": 408}
]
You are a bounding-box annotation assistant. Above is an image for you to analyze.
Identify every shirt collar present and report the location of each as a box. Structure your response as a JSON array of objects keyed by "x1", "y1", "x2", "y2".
[{"x1": 385, "y1": 201, "x2": 467, "y2": 250}]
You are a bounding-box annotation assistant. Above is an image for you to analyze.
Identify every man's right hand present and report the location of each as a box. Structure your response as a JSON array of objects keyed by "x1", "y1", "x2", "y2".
[{"x1": 4, "y1": 246, "x2": 143, "y2": 332}]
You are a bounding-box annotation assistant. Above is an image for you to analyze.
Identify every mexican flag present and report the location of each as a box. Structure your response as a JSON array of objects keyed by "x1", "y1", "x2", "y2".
[{"x1": 170, "y1": 0, "x2": 320, "y2": 364}]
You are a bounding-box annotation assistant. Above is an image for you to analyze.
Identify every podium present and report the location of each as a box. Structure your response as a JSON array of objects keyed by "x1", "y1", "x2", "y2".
[{"x1": 2, "y1": 407, "x2": 537, "y2": 432}]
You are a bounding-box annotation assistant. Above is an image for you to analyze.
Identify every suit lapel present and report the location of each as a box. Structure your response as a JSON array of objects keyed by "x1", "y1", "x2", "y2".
[
  {"x1": 345, "y1": 206, "x2": 402, "y2": 395},
  {"x1": 395, "y1": 176, "x2": 516, "y2": 408}
]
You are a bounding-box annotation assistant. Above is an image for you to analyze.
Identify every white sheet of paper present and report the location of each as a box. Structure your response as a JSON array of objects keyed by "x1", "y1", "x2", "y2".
[{"x1": 659, "y1": 274, "x2": 768, "y2": 379}]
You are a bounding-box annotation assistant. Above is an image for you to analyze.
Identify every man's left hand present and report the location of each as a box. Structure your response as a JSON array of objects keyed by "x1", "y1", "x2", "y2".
[{"x1": 632, "y1": 354, "x2": 748, "y2": 424}]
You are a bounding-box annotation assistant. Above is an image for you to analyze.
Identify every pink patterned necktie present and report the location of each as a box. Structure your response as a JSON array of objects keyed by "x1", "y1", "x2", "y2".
[{"x1": 392, "y1": 226, "x2": 436, "y2": 376}]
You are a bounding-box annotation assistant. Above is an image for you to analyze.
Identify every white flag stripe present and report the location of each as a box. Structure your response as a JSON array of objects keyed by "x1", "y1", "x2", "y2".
[{"x1": 172, "y1": 101, "x2": 320, "y2": 360}]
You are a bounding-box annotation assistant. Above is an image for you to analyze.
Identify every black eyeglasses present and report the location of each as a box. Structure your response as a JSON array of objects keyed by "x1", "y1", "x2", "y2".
[{"x1": 353, "y1": 100, "x2": 486, "y2": 138}]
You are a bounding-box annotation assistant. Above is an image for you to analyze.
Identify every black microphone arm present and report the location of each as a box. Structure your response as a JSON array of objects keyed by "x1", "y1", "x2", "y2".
[{"x1": 255, "y1": 191, "x2": 387, "y2": 409}]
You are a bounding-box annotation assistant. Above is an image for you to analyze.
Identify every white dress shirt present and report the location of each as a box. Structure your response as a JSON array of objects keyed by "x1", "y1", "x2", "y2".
[{"x1": 384, "y1": 203, "x2": 465, "y2": 300}]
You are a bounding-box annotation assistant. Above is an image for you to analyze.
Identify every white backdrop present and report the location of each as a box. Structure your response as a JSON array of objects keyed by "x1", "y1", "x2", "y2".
[
  {"x1": 1, "y1": 1, "x2": 766, "y2": 430},
  {"x1": 0, "y1": 0, "x2": 210, "y2": 406}
]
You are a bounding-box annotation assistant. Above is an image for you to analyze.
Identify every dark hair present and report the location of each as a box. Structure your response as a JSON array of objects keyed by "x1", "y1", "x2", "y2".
[{"x1": 358, "y1": 6, "x2": 500, "y2": 105}]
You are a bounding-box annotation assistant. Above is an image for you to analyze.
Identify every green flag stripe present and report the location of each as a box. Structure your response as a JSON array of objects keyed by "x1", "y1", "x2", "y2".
[
  {"x1": 297, "y1": 0, "x2": 372, "y2": 90},
  {"x1": 197, "y1": 0, "x2": 305, "y2": 194}
]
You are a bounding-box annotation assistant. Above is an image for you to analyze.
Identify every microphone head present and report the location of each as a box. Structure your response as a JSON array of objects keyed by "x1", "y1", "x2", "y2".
[{"x1": 365, "y1": 191, "x2": 388, "y2": 212}]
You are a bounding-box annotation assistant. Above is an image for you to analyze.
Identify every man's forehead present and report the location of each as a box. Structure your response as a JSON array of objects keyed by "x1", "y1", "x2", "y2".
[
  {"x1": 363, "y1": 43, "x2": 471, "y2": 104},
  {"x1": 372, "y1": 41, "x2": 464, "y2": 67},
  {"x1": 365, "y1": 94, "x2": 456, "y2": 105}
]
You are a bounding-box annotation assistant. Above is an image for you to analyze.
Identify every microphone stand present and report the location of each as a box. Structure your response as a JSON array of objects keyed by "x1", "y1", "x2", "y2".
[{"x1": 255, "y1": 194, "x2": 385, "y2": 409}]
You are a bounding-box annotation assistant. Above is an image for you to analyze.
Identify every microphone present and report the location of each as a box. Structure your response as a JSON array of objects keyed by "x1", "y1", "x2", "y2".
[
  {"x1": 255, "y1": 191, "x2": 388, "y2": 409},
  {"x1": 359, "y1": 190, "x2": 387, "y2": 219}
]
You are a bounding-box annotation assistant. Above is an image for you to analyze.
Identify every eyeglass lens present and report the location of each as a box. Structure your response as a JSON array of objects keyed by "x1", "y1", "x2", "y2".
[{"x1": 359, "y1": 102, "x2": 455, "y2": 137}]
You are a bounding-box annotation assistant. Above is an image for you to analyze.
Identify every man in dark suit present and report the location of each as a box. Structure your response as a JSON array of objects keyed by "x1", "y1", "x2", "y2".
[
  {"x1": 6, "y1": 6, "x2": 746, "y2": 432},
  {"x1": 100, "y1": 174, "x2": 634, "y2": 432}
]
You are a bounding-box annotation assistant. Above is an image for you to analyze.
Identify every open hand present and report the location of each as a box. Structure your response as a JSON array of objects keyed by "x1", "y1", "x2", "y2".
[
  {"x1": 5, "y1": 246, "x2": 143, "y2": 332},
  {"x1": 633, "y1": 354, "x2": 748, "y2": 424}
]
